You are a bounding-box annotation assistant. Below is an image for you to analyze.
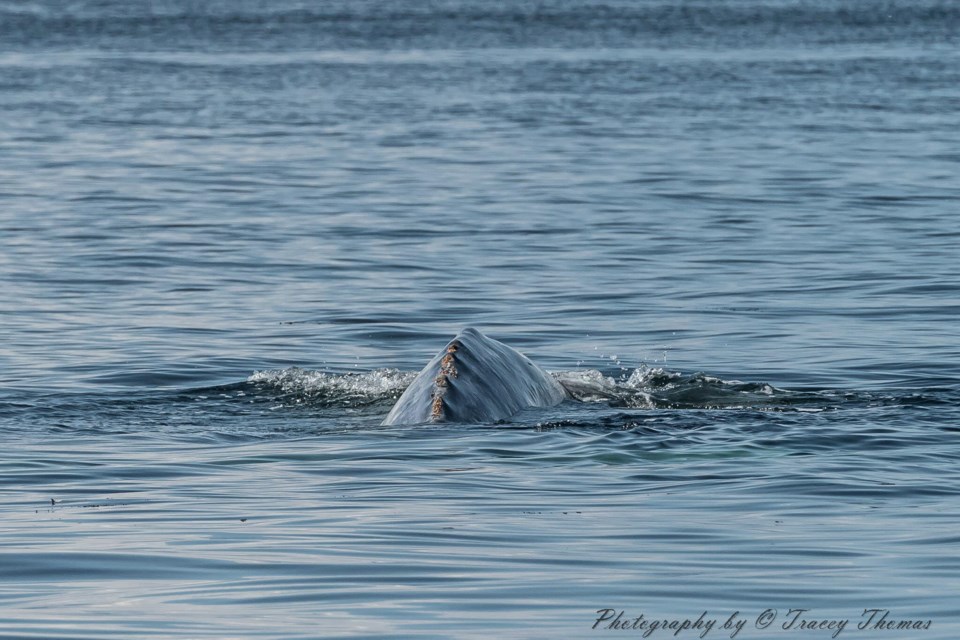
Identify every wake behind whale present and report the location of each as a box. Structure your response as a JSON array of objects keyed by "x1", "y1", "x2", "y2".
[{"x1": 382, "y1": 327, "x2": 567, "y2": 425}]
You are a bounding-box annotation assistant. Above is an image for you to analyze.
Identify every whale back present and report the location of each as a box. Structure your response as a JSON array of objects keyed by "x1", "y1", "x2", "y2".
[{"x1": 382, "y1": 327, "x2": 566, "y2": 425}]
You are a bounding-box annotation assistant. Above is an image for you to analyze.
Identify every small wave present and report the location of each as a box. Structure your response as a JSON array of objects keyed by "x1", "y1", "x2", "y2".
[{"x1": 555, "y1": 367, "x2": 804, "y2": 410}]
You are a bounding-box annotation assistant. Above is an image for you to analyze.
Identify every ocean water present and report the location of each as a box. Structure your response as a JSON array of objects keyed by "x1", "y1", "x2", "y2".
[{"x1": 1, "y1": 1, "x2": 959, "y2": 638}]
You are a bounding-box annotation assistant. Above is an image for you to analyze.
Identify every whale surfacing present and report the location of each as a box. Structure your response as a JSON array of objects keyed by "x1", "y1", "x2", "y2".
[{"x1": 382, "y1": 327, "x2": 567, "y2": 425}]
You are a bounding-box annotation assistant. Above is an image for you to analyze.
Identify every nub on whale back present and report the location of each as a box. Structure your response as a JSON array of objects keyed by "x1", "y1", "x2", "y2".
[{"x1": 382, "y1": 327, "x2": 567, "y2": 425}]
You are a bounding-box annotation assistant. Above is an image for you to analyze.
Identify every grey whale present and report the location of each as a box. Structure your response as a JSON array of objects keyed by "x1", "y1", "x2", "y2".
[{"x1": 382, "y1": 327, "x2": 568, "y2": 425}]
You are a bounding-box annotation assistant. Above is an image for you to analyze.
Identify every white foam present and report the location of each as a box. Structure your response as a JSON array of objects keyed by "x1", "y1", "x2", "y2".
[{"x1": 248, "y1": 367, "x2": 416, "y2": 403}]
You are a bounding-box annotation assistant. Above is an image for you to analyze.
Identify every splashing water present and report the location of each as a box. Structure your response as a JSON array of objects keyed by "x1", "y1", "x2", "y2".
[
  {"x1": 244, "y1": 364, "x2": 824, "y2": 416},
  {"x1": 247, "y1": 367, "x2": 416, "y2": 408}
]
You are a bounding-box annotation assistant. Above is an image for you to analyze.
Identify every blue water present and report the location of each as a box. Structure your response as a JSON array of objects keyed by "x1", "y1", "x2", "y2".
[{"x1": 2, "y1": 1, "x2": 959, "y2": 638}]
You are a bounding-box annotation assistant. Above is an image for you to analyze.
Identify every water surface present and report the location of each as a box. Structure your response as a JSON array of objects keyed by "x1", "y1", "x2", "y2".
[{"x1": 1, "y1": 1, "x2": 959, "y2": 637}]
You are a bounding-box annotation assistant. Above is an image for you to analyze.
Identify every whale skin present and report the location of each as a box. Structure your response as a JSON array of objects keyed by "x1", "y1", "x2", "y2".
[{"x1": 382, "y1": 327, "x2": 567, "y2": 425}]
